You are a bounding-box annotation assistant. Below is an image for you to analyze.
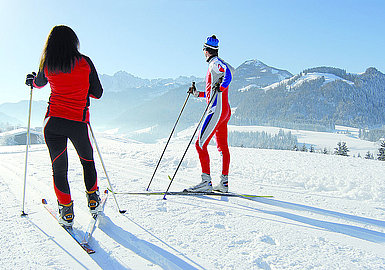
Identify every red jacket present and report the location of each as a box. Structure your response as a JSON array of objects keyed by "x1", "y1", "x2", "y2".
[{"x1": 33, "y1": 55, "x2": 103, "y2": 123}]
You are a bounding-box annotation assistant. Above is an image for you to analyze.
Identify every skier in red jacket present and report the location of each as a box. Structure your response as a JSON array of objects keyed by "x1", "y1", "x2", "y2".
[
  {"x1": 25, "y1": 25, "x2": 103, "y2": 228},
  {"x1": 185, "y1": 35, "x2": 232, "y2": 193}
]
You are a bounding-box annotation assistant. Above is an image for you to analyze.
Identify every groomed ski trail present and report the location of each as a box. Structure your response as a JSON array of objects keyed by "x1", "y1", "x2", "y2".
[{"x1": 2, "y1": 135, "x2": 385, "y2": 269}]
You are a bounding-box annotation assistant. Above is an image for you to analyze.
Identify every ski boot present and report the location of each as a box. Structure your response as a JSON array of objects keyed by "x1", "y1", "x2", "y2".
[
  {"x1": 58, "y1": 201, "x2": 74, "y2": 229},
  {"x1": 213, "y1": 174, "x2": 229, "y2": 193},
  {"x1": 184, "y1": 173, "x2": 213, "y2": 192},
  {"x1": 86, "y1": 188, "x2": 102, "y2": 215}
]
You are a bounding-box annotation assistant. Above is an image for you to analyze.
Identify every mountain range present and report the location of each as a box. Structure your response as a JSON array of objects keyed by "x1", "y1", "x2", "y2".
[{"x1": 1, "y1": 59, "x2": 384, "y2": 141}]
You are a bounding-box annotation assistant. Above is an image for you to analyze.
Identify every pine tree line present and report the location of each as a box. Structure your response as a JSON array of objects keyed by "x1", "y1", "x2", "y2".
[
  {"x1": 228, "y1": 129, "x2": 298, "y2": 150},
  {"x1": 359, "y1": 128, "x2": 385, "y2": 142}
]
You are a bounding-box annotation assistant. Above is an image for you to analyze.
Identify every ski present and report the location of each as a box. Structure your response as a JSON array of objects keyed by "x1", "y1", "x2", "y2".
[
  {"x1": 42, "y1": 198, "x2": 95, "y2": 254},
  {"x1": 82, "y1": 190, "x2": 109, "y2": 245},
  {"x1": 112, "y1": 190, "x2": 272, "y2": 198},
  {"x1": 41, "y1": 190, "x2": 109, "y2": 254}
]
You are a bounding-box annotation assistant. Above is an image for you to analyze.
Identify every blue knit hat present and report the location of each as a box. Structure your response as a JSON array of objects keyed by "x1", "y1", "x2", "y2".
[{"x1": 203, "y1": 35, "x2": 219, "y2": 50}]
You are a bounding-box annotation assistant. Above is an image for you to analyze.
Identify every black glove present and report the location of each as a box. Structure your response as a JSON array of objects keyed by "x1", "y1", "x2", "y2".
[
  {"x1": 213, "y1": 81, "x2": 221, "y2": 92},
  {"x1": 25, "y1": 72, "x2": 36, "y2": 87},
  {"x1": 187, "y1": 82, "x2": 196, "y2": 94}
]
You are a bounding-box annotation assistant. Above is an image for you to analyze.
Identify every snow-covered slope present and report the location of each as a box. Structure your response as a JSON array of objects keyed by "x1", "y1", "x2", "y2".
[
  {"x1": 263, "y1": 72, "x2": 354, "y2": 92},
  {"x1": 1, "y1": 132, "x2": 385, "y2": 269}
]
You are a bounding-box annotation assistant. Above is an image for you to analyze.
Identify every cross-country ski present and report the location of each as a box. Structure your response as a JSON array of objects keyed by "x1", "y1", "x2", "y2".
[
  {"x1": 112, "y1": 190, "x2": 273, "y2": 198},
  {"x1": 41, "y1": 190, "x2": 108, "y2": 254},
  {"x1": 42, "y1": 198, "x2": 96, "y2": 254}
]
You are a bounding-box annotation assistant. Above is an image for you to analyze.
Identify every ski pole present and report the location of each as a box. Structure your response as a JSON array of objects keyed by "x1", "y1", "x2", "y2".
[
  {"x1": 163, "y1": 79, "x2": 222, "y2": 199},
  {"x1": 88, "y1": 123, "x2": 126, "y2": 214},
  {"x1": 146, "y1": 84, "x2": 193, "y2": 191},
  {"x1": 21, "y1": 85, "x2": 33, "y2": 216}
]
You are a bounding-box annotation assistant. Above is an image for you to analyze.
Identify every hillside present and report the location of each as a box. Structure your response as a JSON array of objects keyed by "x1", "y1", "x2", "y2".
[
  {"x1": 232, "y1": 67, "x2": 385, "y2": 130},
  {"x1": 1, "y1": 133, "x2": 385, "y2": 269},
  {"x1": 232, "y1": 59, "x2": 292, "y2": 89}
]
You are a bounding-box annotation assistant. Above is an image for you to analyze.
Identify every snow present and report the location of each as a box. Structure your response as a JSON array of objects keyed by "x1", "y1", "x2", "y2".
[
  {"x1": 291, "y1": 73, "x2": 354, "y2": 88},
  {"x1": 243, "y1": 60, "x2": 264, "y2": 67},
  {"x1": 237, "y1": 84, "x2": 259, "y2": 92},
  {"x1": 0, "y1": 128, "x2": 41, "y2": 136},
  {"x1": 263, "y1": 72, "x2": 354, "y2": 92},
  {"x1": 131, "y1": 126, "x2": 158, "y2": 135},
  {"x1": 1, "y1": 129, "x2": 385, "y2": 269}
]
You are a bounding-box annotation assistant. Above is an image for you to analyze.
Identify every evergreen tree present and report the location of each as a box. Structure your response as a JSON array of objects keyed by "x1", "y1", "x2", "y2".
[
  {"x1": 365, "y1": 151, "x2": 374, "y2": 159},
  {"x1": 310, "y1": 145, "x2": 315, "y2": 153},
  {"x1": 334, "y1": 141, "x2": 349, "y2": 156},
  {"x1": 378, "y1": 140, "x2": 385, "y2": 161},
  {"x1": 301, "y1": 144, "x2": 308, "y2": 152}
]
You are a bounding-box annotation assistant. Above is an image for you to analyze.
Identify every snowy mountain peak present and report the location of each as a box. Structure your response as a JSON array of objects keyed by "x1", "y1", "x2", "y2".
[
  {"x1": 242, "y1": 59, "x2": 267, "y2": 68},
  {"x1": 233, "y1": 59, "x2": 293, "y2": 88}
]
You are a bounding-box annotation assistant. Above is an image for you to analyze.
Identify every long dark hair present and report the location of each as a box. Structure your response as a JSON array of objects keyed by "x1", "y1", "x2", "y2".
[{"x1": 39, "y1": 25, "x2": 82, "y2": 74}]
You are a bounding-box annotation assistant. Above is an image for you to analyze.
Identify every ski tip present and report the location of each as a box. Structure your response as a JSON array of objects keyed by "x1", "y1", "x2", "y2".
[
  {"x1": 42, "y1": 198, "x2": 47, "y2": 204},
  {"x1": 168, "y1": 175, "x2": 172, "y2": 181}
]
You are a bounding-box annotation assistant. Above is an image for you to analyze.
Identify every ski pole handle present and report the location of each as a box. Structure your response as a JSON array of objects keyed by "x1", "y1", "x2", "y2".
[{"x1": 187, "y1": 81, "x2": 196, "y2": 95}]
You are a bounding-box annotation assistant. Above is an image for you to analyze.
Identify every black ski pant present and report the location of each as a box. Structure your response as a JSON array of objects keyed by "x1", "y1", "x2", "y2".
[{"x1": 44, "y1": 117, "x2": 97, "y2": 205}]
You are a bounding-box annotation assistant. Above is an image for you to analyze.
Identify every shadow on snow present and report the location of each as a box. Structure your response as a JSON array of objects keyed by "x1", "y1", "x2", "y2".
[
  {"x1": 236, "y1": 196, "x2": 385, "y2": 244},
  {"x1": 98, "y1": 214, "x2": 201, "y2": 270}
]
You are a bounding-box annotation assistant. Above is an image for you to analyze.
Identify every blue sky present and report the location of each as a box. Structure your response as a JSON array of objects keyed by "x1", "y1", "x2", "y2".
[{"x1": 1, "y1": 0, "x2": 385, "y2": 103}]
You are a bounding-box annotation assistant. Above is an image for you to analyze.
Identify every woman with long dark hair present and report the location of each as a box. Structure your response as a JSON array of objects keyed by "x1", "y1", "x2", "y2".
[{"x1": 25, "y1": 25, "x2": 103, "y2": 228}]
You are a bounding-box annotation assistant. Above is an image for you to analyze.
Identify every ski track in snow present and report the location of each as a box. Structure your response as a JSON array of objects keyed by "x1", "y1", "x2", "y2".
[{"x1": 1, "y1": 135, "x2": 385, "y2": 269}]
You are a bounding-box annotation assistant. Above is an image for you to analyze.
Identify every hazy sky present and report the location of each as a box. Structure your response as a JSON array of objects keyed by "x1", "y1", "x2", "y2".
[{"x1": 1, "y1": 0, "x2": 384, "y2": 104}]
